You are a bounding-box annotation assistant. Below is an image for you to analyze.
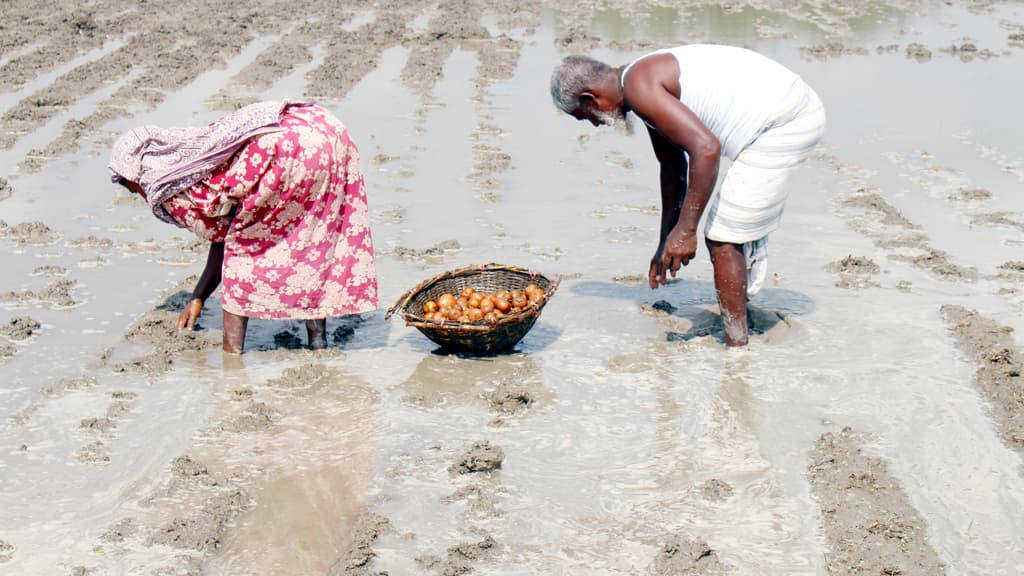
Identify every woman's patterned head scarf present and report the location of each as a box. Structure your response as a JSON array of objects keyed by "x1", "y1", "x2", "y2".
[{"x1": 108, "y1": 100, "x2": 294, "y2": 223}]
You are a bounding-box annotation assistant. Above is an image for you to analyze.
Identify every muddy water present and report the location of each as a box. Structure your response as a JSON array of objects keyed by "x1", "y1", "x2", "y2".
[{"x1": 3, "y1": 1, "x2": 1024, "y2": 575}]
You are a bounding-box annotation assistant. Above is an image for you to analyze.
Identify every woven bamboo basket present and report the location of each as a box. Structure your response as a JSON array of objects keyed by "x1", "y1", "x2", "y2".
[{"x1": 386, "y1": 263, "x2": 559, "y2": 355}]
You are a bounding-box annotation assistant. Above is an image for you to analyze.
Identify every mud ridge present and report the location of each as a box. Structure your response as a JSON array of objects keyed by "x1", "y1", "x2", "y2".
[
  {"x1": 940, "y1": 305, "x2": 1024, "y2": 454},
  {"x1": 808, "y1": 426, "x2": 946, "y2": 575}
]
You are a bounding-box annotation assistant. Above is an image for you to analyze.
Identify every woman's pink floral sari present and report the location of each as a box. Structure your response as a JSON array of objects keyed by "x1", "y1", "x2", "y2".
[{"x1": 162, "y1": 104, "x2": 377, "y2": 319}]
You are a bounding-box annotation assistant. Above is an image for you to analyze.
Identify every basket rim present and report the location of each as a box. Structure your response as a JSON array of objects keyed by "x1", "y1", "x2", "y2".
[{"x1": 384, "y1": 262, "x2": 560, "y2": 327}]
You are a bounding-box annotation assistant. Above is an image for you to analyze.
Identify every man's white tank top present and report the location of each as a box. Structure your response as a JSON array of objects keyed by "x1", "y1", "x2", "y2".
[{"x1": 622, "y1": 44, "x2": 801, "y2": 160}]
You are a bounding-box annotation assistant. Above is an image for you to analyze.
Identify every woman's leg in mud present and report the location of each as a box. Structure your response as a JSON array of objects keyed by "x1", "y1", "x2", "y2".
[
  {"x1": 305, "y1": 319, "x2": 327, "y2": 350},
  {"x1": 707, "y1": 239, "x2": 749, "y2": 347},
  {"x1": 223, "y1": 310, "x2": 249, "y2": 354}
]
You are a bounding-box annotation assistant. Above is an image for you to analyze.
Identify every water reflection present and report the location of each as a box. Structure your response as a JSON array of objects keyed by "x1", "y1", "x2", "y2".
[
  {"x1": 206, "y1": 363, "x2": 379, "y2": 575},
  {"x1": 398, "y1": 352, "x2": 550, "y2": 417}
]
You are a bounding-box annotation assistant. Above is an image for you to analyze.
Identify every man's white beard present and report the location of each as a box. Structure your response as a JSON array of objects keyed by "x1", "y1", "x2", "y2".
[{"x1": 595, "y1": 108, "x2": 634, "y2": 135}]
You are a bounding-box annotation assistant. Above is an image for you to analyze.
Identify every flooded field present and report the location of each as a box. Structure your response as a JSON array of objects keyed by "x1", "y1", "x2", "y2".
[{"x1": 2, "y1": 1, "x2": 1024, "y2": 574}]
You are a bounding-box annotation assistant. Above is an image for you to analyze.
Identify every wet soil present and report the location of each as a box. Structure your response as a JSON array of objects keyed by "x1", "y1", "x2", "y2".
[
  {"x1": 4, "y1": 0, "x2": 1024, "y2": 574},
  {"x1": 940, "y1": 305, "x2": 1024, "y2": 453},
  {"x1": 328, "y1": 512, "x2": 392, "y2": 576},
  {"x1": 808, "y1": 426, "x2": 946, "y2": 575}
]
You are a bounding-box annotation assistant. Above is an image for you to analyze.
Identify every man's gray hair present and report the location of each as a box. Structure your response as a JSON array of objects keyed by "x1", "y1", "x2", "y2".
[{"x1": 550, "y1": 55, "x2": 613, "y2": 114}]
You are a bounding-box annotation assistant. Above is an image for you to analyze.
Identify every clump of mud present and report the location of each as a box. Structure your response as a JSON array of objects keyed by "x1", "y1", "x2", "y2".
[
  {"x1": 171, "y1": 455, "x2": 214, "y2": 483},
  {"x1": 0, "y1": 316, "x2": 41, "y2": 340},
  {"x1": 442, "y1": 484, "x2": 505, "y2": 518},
  {"x1": 222, "y1": 401, "x2": 280, "y2": 433},
  {"x1": 75, "y1": 440, "x2": 111, "y2": 464},
  {"x1": 940, "y1": 305, "x2": 1024, "y2": 453},
  {"x1": 649, "y1": 535, "x2": 730, "y2": 575},
  {"x1": 825, "y1": 255, "x2": 880, "y2": 289},
  {"x1": 488, "y1": 381, "x2": 534, "y2": 416},
  {"x1": 612, "y1": 273, "x2": 647, "y2": 284},
  {"x1": 327, "y1": 512, "x2": 391, "y2": 576},
  {"x1": 100, "y1": 518, "x2": 139, "y2": 544},
  {"x1": 889, "y1": 247, "x2": 977, "y2": 281},
  {"x1": 147, "y1": 488, "x2": 251, "y2": 552},
  {"x1": 970, "y1": 211, "x2": 1024, "y2": 232},
  {"x1": 80, "y1": 416, "x2": 117, "y2": 434},
  {"x1": 998, "y1": 261, "x2": 1024, "y2": 273},
  {"x1": 698, "y1": 479, "x2": 735, "y2": 502},
  {"x1": 799, "y1": 42, "x2": 868, "y2": 61},
  {"x1": 807, "y1": 426, "x2": 945, "y2": 575},
  {"x1": 31, "y1": 264, "x2": 67, "y2": 277},
  {"x1": 266, "y1": 363, "x2": 341, "y2": 390},
  {"x1": 417, "y1": 534, "x2": 498, "y2": 575},
  {"x1": 1, "y1": 221, "x2": 59, "y2": 246},
  {"x1": 906, "y1": 43, "x2": 933, "y2": 62},
  {"x1": 0, "y1": 278, "x2": 78, "y2": 308},
  {"x1": 67, "y1": 235, "x2": 119, "y2": 250},
  {"x1": 114, "y1": 290, "x2": 214, "y2": 375},
  {"x1": 389, "y1": 239, "x2": 461, "y2": 262},
  {"x1": 948, "y1": 187, "x2": 992, "y2": 202},
  {"x1": 0, "y1": 343, "x2": 15, "y2": 363},
  {"x1": 841, "y1": 189, "x2": 918, "y2": 229},
  {"x1": 941, "y1": 42, "x2": 997, "y2": 62},
  {"x1": 450, "y1": 441, "x2": 504, "y2": 475},
  {"x1": 41, "y1": 375, "x2": 97, "y2": 397},
  {"x1": 0, "y1": 539, "x2": 13, "y2": 563},
  {"x1": 0, "y1": 177, "x2": 12, "y2": 201}
]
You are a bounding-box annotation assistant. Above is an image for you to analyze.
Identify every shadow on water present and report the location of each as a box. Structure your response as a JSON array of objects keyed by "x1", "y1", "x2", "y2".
[
  {"x1": 570, "y1": 279, "x2": 815, "y2": 343},
  {"x1": 154, "y1": 290, "x2": 393, "y2": 353}
]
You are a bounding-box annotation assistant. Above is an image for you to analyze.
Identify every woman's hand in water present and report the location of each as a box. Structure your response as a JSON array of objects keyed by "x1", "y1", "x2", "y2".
[{"x1": 177, "y1": 297, "x2": 204, "y2": 331}]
